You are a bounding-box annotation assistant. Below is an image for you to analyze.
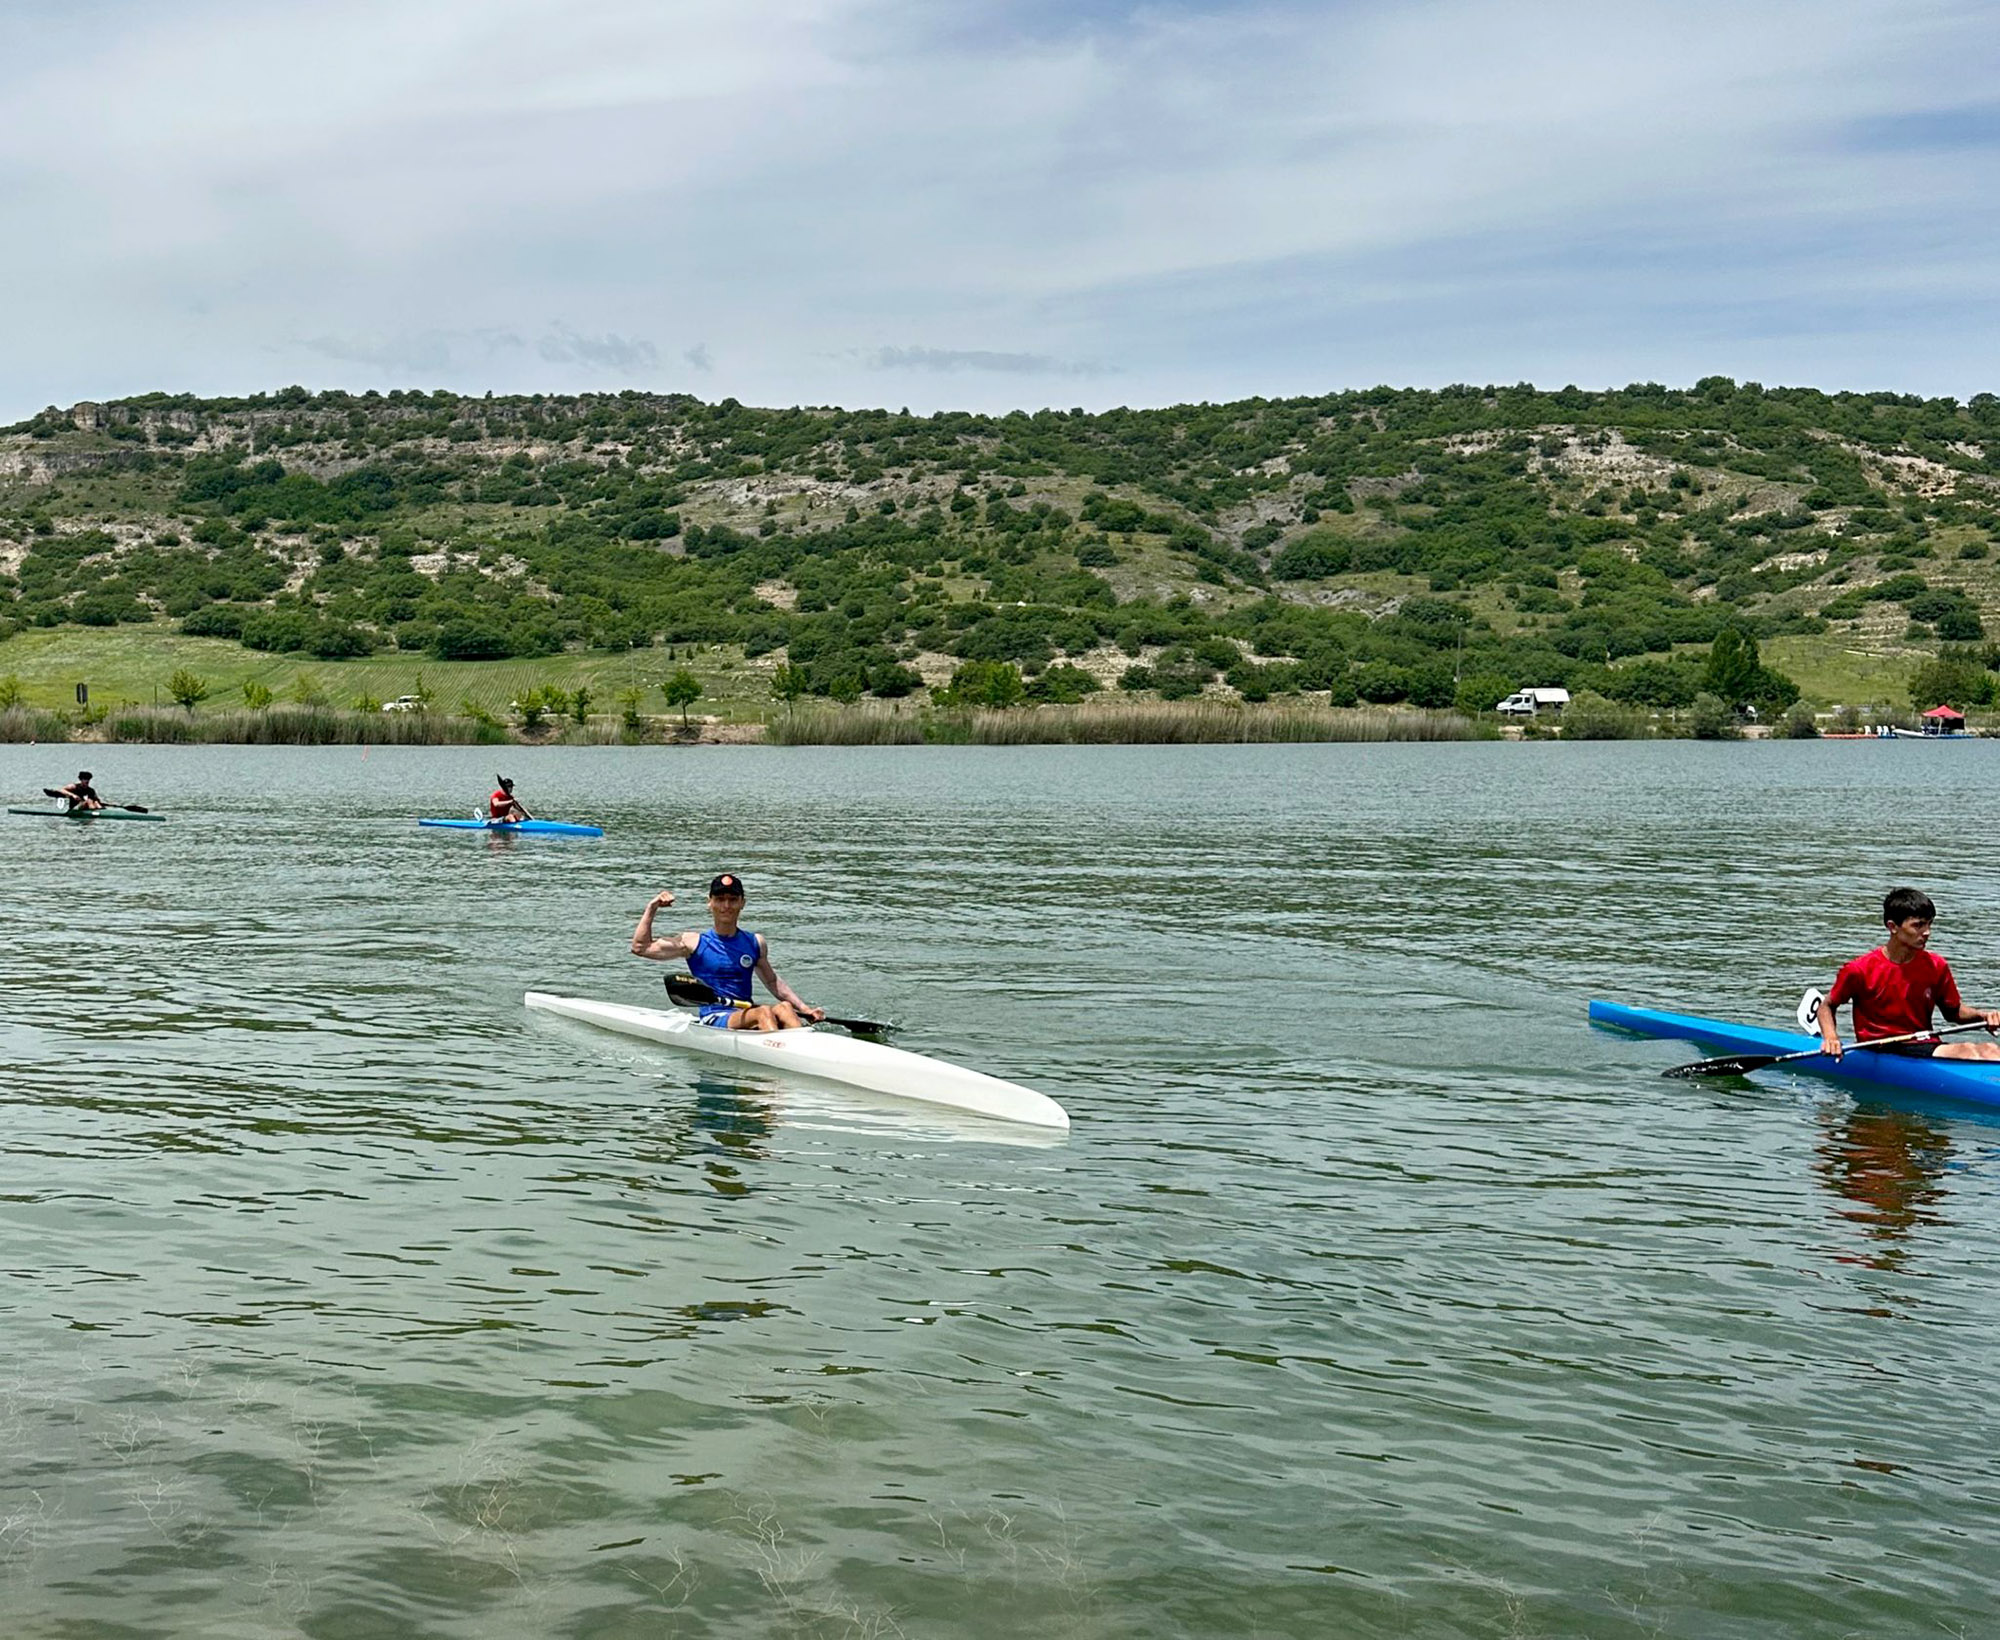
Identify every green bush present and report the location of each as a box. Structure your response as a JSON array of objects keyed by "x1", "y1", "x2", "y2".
[
  {"x1": 1868, "y1": 573, "x2": 1928, "y2": 603},
  {"x1": 1454, "y1": 672, "x2": 1514, "y2": 713},
  {"x1": 1026, "y1": 662, "x2": 1101, "y2": 704},
  {"x1": 1908, "y1": 653, "x2": 1993, "y2": 709},
  {"x1": 1689, "y1": 691, "x2": 1740, "y2": 739},
  {"x1": 940, "y1": 660, "x2": 1025, "y2": 708},
  {"x1": 1559, "y1": 690, "x2": 1647, "y2": 739},
  {"x1": 167, "y1": 668, "x2": 210, "y2": 712},
  {"x1": 1271, "y1": 529, "x2": 1352, "y2": 579}
]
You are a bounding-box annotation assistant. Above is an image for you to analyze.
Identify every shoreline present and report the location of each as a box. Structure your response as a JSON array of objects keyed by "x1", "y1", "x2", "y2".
[
  {"x1": 2, "y1": 701, "x2": 1963, "y2": 748},
  {"x1": 1, "y1": 699, "x2": 1490, "y2": 747}
]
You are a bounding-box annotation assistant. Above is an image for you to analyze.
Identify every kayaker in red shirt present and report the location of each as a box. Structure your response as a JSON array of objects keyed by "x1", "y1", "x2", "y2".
[
  {"x1": 488, "y1": 776, "x2": 530, "y2": 823},
  {"x1": 1818, "y1": 887, "x2": 2000, "y2": 1061}
]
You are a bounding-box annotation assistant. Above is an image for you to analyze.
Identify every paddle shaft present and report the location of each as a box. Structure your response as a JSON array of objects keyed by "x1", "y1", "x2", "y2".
[
  {"x1": 663, "y1": 973, "x2": 890, "y2": 1036},
  {"x1": 1665, "y1": 1017, "x2": 1993, "y2": 1077},
  {"x1": 43, "y1": 787, "x2": 147, "y2": 814}
]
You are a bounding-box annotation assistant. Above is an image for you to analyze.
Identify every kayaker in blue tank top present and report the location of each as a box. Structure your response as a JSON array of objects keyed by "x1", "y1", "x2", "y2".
[
  {"x1": 687, "y1": 925, "x2": 762, "y2": 1025},
  {"x1": 628, "y1": 872, "x2": 825, "y2": 1031}
]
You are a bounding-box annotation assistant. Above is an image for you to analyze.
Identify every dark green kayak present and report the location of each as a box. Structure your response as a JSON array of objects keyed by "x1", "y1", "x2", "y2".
[{"x1": 7, "y1": 807, "x2": 166, "y2": 822}]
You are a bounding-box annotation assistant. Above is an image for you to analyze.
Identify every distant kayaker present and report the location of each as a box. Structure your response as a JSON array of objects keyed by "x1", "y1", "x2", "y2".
[
  {"x1": 1817, "y1": 887, "x2": 2000, "y2": 1061},
  {"x1": 629, "y1": 872, "x2": 824, "y2": 1032},
  {"x1": 488, "y1": 776, "x2": 530, "y2": 823},
  {"x1": 55, "y1": 771, "x2": 104, "y2": 812}
]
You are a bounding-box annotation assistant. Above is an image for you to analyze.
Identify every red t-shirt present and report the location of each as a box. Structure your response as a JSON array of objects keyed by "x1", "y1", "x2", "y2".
[
  {"x1": 490, "y1": 789, "x2": 513, "y2": 815},
  {"x1": 1827, "y1": 947, "x2": 1962, "y2": 1040}
]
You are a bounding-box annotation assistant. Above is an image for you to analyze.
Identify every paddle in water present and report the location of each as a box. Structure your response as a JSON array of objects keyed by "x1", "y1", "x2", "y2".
[
  {"x1": 1663, "y1": 1019, "x2": 1993, "y2": 1078},
  {"x1": 663, "y1": 974, "x2": 892, "y2": 1038}
]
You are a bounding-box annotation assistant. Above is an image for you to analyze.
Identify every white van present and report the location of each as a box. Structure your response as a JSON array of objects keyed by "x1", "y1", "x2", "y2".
[{"x1": 1495, "y1": 687, "x2": 1571, "y2": 717}]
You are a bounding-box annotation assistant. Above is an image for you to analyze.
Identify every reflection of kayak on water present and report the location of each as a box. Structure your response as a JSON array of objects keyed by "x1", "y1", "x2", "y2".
[
  {"x1": 524, "y1": 991, "x2": 1070, "y2": 1130},
  {"x1": 1590, "y1": 1000, "x2": 2000, "y2": 1110}
]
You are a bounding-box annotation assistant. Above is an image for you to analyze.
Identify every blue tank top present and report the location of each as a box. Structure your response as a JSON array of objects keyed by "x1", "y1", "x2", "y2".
[{"x1": 688, "y1": 927, "x2": 760, "y2": 1004}]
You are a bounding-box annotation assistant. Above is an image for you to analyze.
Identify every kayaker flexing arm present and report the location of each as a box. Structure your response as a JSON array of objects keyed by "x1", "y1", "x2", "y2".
[
  {"x1": 629, "y1": 873, "x2": 824, "y2": 1032},
  {"x1": 56, "y1": 771, "x2": 104, "y2": 812},
  {"x1": 1818, "y1": 886, "x2": 2000, "y2": 1061},
  {"x1": 488, "y1": 776, "x2": 530, "y2": 823}
]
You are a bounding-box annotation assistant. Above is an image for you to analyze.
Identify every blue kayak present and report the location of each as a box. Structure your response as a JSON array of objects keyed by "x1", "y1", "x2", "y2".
[
  {"x1": 419, "y1": 818, "x2": 604, "y2": 838},
  {"x1": 1590, "y1": 999, "x2": 2000, "y2": 1110}
]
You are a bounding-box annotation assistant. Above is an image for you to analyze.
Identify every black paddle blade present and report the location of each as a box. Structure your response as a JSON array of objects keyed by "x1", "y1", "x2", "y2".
[
  {"x1": 1661, "y1": 1053, "x2": 1781, "y2": 1079},
  {"x1": 825, "y1": 1012, "x2": 893, "y2": 1038},
  {"x1": 664, "y1": 974, "x2": 720, "y2": 1006}
]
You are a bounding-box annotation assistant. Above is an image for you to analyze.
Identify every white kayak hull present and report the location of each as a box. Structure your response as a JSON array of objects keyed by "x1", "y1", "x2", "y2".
[{"x1": 524, "y1": 992, "x2": 1069, "y2": 1130}]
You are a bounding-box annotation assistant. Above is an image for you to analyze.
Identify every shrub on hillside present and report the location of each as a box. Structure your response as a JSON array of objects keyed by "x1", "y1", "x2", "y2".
[
  {"x1": 1559, "y1": 690, "x2": 1647, "y2": 739},
  {"x1": 1689, "y1": 692, "x2": 1740, "y2": 739},
  {"x1": 1781, "y1": 701, "x2": 1820, "y2": 738}
]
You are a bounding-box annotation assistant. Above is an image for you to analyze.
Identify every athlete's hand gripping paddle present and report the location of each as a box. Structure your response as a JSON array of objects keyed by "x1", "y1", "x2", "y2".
[
  {"x1": 1664, "y1": 985, "x2": 1989, "y2": 1078},
  {"x1": 663, "y1": 973, "x2": 892, "y2": 1037}
]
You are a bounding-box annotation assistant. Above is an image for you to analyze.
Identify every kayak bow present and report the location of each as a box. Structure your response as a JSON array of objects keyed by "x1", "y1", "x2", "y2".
[
  {"x1": 1590, "y1": 999, "x2": 2000, "y2": 1109},
  {"x1": 419, "y1": 818, "x2": 604, "y2": 838},
  {"x1": 524, "y1": 991, "x2": 1069, "y2": 1129}
]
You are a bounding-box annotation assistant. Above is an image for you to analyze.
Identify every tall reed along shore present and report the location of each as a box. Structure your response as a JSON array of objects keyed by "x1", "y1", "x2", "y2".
[{"x1": 1, "y1": 699, "x2": 1486, "y2": 746}]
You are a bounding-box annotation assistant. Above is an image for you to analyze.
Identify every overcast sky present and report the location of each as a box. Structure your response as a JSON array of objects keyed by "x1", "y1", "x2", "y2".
[{"x1": 3, "y1": 0, "x2": 1998, "y2": 419}]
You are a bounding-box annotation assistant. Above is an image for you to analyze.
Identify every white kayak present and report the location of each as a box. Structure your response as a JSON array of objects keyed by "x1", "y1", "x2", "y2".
[{"x1": 524, "y1": 992, "x2": 1070, "y2": 1130}]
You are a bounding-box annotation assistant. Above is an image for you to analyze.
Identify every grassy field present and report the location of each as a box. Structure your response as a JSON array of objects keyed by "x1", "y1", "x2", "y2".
[
  {"x1": 0, "y1": 625, "x2": 778, "y2": 722},
  {"x1": 1762, "y1": 634, "x2": 1922, "y2": 709}
]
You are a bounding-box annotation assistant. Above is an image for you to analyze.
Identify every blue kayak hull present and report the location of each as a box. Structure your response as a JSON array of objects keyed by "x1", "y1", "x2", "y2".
[
  {"x1": 1589, "y1": 999, "x2": 2000, "y2": 1109},
  {"x1": 419, "y1": 818, "x2": 603, "y2": 838}
]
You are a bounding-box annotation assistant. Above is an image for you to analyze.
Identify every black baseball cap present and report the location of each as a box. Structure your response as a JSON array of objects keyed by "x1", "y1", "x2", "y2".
[
  {"x1": 78, "y1": 771, "x2": 92, "y2": 780},
  {"x1": 708, "y1": 873, "x2": 745, "y2": 896}
]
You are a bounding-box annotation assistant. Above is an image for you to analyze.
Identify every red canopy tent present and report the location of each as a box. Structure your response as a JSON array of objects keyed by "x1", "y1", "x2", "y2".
[{"x1": 1922, "y1": 704, "x2": 1967, "y2": 733}]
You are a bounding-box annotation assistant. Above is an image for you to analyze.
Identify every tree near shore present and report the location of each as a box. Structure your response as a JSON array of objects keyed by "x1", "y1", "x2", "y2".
[
  {"x1": 168, "y1": 668, "x2": 210, "y2": 713},
  {"x1": 663, "y1": 667, "x2": 704, "y2": 727},
  {"x1": 1701, "y1": 624, "x2": 1799, "y2": 716}
]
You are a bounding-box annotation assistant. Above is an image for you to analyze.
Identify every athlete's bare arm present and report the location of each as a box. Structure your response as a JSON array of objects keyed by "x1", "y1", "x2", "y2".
[
  {"x1": 630, "y1": 891, "x2": 699, "y2": 962},
  {"x1": 754, "y1": 936, "x2": 823, "y2": 1021}
]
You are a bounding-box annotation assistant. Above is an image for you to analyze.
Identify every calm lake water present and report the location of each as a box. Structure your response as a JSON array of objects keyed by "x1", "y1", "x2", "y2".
[{"x1": 3, "y1": 741, "x2": 1999, "y2": 1639}]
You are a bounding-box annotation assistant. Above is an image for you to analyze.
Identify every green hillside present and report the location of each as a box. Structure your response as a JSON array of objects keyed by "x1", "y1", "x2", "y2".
[{"x1": 7, "y1": 379, "x2": 2000, "y2": 718}]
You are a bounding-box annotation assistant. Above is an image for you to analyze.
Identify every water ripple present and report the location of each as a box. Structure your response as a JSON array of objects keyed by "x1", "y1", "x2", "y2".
[{"x1": 4, "y1": 742, "x2": 2000, "y2": 1635}]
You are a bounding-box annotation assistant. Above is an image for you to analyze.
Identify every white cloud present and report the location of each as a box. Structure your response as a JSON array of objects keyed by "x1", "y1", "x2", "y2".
[
  {"x1": 859, "y1": 346, "x2": 1113, "y2": 377},
  {"x1": 1, "y1": 0, "x2": 1998, "y2": 417},
  {"x1": 295, "y1": 323, "x2": 657, "y2": 376}
]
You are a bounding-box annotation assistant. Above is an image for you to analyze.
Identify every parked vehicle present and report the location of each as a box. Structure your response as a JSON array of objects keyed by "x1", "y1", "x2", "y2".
[
  {"x1": 1495, "y1": 687, "x2": 1571, "y2": 717},
  {"x1": 381, "y1": 695, "x2": 424, "y2": 713}
]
